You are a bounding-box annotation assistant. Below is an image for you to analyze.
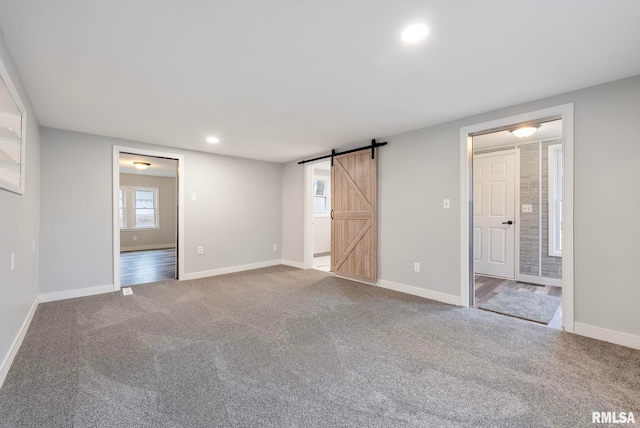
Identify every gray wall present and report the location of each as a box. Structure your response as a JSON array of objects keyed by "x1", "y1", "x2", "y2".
[
  {"x1": 40, "y1": 128, "x2": 282, "y2": 294},
  {"x1": 120, "y1": 173, "x2": 177, "y2": 251},
  {"x1": 0, "y1": 32, "x2": 40, "y2": 374},
  {"x1": 281, "y1": 74, "x2": 640, "y2": 338}
]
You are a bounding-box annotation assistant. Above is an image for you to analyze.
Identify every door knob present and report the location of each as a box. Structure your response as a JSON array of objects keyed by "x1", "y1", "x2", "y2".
[{"x1": 502, "y1": 220, "x2": 513, "y2": 225}]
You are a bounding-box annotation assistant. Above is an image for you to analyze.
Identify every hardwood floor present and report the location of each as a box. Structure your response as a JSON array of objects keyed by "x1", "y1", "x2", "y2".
[
  {"x1": 120, "y1": 248, "x2": 176, "y2": 286},
  {"x1": 474, "y1": 275, "x2": 562, "y2": 329}
]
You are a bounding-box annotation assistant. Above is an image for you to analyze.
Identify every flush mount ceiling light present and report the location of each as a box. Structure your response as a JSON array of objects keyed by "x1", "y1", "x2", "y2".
[
  {"x1": 206, "y1": 136, "x2": 220, "y2": 144},
  {"x1": 401, "y1": 23, "x2": 429, "y2": 44},
  {"x1": 510, "y1": 125, "x2": 540, "y2": 139},
  {"x1": 133, "y1": 162, "x2": 150, "y2": 170}
]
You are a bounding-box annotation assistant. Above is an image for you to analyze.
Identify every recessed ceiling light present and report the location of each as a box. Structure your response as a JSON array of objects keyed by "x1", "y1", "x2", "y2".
[
  {"x1": 510, "y1": 126, "x2": 539, "y2": 139},
  {"x1": 133, "y1": 162, "x2": 150, "y2": 170},
  {"x1": 401, "y1": 24, "x2": 429, "y2": 44},
  {"x1": 206, "y1": 136, "x2": 220, "y2": 144}
]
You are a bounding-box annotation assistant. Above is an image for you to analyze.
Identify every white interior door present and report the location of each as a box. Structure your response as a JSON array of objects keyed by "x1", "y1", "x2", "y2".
[{"x1": 473, "y1": 151, "x2": 516, "y2": 278}]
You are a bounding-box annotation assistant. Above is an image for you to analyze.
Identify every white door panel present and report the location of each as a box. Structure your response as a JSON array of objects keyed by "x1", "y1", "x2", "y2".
[
  {"x1": 474, "y1": 152, "x2": 516, "y2": 278},
  {"x1": 473, "y1": 227, "x2": 482, "y2": 261}
]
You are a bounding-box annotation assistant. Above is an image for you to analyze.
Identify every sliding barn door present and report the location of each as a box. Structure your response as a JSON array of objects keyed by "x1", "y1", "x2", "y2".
[{"x1": 331, "y1": 150, "x2": 378, "y2": 283}]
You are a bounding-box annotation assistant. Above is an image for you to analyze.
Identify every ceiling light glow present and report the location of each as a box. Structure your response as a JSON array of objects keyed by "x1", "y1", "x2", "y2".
[
  {"x1": 510, "y1": 126, "x2": 539, "y2": 139},
  {"x1": 133, "y1": 162, "x2": 150, "y2": 170},
  {"x1": 206, "y1": 136, "x2": 220, "y2": 144},
  {"x1": 401, "y1": 24, "x2": 429, "y2": 44}
]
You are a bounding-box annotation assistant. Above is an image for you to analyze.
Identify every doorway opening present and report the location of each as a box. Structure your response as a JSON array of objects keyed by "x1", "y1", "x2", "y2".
[
  {"x1": 472, "y1": 120, "x2": 563, "y2": 329},
  {"x1": 118, "y1": 153, "x2": 178, "y2": 286},
  {"x1": 112, "y1": 146, "x2": 185, "y2": 291},
  {"x1": 460, "y1": 104, "x2": 574, "y2": 332},
  {"x1": 305, "y1": 161, "x2": 332, "y2": 272}
]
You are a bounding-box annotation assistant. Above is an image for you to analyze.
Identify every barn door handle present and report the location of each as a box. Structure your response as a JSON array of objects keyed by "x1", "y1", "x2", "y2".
[
  {"x1": 331, "y1": 210, "x2": 334, "y2": 219},
  {"x1": 502, "y1": 220, "x2": 513, "y2": 225}
]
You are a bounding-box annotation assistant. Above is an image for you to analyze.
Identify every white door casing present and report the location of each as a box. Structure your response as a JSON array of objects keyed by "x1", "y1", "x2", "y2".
[{"x1": 473, "y1": 151, "x2": 516, "y2": 278}]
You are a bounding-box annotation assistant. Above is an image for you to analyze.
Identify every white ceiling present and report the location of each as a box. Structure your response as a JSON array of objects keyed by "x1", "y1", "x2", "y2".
[
  {"x1": 119, "y1": 153, "x2": 177, "y2": 177},
  {"x1": 473, "y1": 119, "x2": 562, "y2": 150},
  {"x1": 1, "y1": 1, "x2": 639, "y2": 163}
]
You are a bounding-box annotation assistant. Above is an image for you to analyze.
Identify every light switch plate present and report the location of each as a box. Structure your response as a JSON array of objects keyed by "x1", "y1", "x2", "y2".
[
  {"x1": 443, "y1": 199, "x2": 450, "y2": 209},
  {"x1": 191, "y1": 193, "x2": 197, "y2": 201}
]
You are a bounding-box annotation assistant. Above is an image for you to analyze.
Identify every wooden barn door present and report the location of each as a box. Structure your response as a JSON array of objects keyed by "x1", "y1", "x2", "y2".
[{"x1": 331, "y1": 150, "x2": 378, "y2": 283}]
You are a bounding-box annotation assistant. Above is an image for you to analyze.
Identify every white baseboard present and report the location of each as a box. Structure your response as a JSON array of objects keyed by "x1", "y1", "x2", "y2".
[
  {"x1": 518, "y1": 274, "x2": 562, "y2": 287},
  {"x1": 377, "y1": 279, "x2": 461, "y2": 306},
  {"x1": 120, "y1": 244, "x2": 175, "y2": 252},
  {"x1": 39, "y1": 284, "x2": 114, "y2": 303},
  {"x1": 0, "y1": 297, "x2": 38, "y2": 389},
  {"x1": 183, "y1": 259, "x2": 284, "y2": 280},
  {"x1": 280, "y1": 259, "x2": 305, "y2": 269},
  {"x1": 574, "y1": 322, "x2": 640, "y2": 350}
]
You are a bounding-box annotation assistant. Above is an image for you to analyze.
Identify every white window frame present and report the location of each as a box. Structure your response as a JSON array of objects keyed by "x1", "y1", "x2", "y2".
[
  {"x1": 548, "y1": 144, "x2": 562, "y2": 257},
  {"x1": 119, "y1": 188, "x2": 125, "y2": 228},
  {"x1": 120, "y1": 186, "x2": 160, "y2": 230},
  {"x1": 313, "y1": 177, "x2": 330, "y2": 217}
]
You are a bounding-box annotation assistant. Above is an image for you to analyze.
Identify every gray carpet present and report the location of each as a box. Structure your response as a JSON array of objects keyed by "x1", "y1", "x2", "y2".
[
  {"x1": 0, "y1": 266, "x2": 639, "y2": 427},
  {"x1": 477, "y1": 288, "x2": 561, "y2": 324}
]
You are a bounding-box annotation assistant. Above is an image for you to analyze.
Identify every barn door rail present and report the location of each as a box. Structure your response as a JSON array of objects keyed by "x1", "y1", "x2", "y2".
[{"x1": 297, "y1": 139, "x2": 387, "y2": 166}]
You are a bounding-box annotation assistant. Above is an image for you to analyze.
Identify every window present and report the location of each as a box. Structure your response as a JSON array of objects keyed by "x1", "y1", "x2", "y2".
[
  {"x1": 314, "y1": 178, "x2": 329, "y2": 214},
  {"x1": 119, "y1": 189, "x2": 125, "y2": 228},
  {"x1": 120, "y1": 186, "x2": 159, "y2": 229},
  {"x1": 548, "y1": 144, "x2": 562, "y2": 257}
]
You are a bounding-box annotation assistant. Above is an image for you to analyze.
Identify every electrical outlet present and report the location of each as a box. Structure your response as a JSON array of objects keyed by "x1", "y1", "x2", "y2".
[
  {"x1": 273, "y1": 244, "x2": 278, "y2": 252},
  {"x1": 414, "y1": 262, "x2": 420, "y2": 272},
  {"x1": 197, "y1": 246, "x2": 204, "y2": 255},
  {"x1": 191, "y1": 193, "x2": 197, "y2": 201},
  {"x1": 133, "y1": 235, "x2": 137, "y2": 241},
  {"x1": 522, "y1": 204, "x2": 533, "y2": 213},
  {"x1": 11, "y1": 253, "x2": 15, "y2": 271},
  {"x1": 443, "y1": 199, "x2": 450, "y2": 209}
]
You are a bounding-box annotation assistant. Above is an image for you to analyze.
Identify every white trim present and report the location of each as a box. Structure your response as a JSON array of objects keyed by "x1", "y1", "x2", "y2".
[
  {"x1": 538, "y1": 141, "x2": 543, "y2": 276},
  {"x1": 39, "y1": 284, "x2": 114, "y2": 303},
  {"x1": 120, "y1": 244, "x2": 176, "y2": 252},
  {"x1": 280, "y1": 259, "x2": 305, "y2": 269},
  {"x1": 515, "y1": 147, "x2": 521, "y2": 283},
  {"x1": 0, "y1": 297, "x2": 38, "y2": 389},
  {"x1": 548, "y1": 143, "x2": 563, "y2": 257},
  {"x1": 377, "y1": 280, "x2": 461, "y2": 306},
  {"x1": 113, "y1": 146, "x2": 185, "y2": 292},
  {"x1": 183, "y1": 259, "x2": 284, "y2": 280},
  {"x1": 0, "y1": 54, "x2": 28, "y2": 195},
  {"x1": 518, "y1": 273, "x2": 562, "y2": 287},
  {"x1": 304, "y1": 160, "x2": 332, "y2": 270},
  {"x1": 574, "y1": 323, "x2": 640, "y2": 350},
  {"x1": 460, "y1": 103, "x2": 575, "y2": 333}
]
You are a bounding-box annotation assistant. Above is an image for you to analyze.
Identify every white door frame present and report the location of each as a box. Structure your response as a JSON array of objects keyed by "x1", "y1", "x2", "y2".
[
  {"x1": 303, "y1": 160, "x2": 331, "y2": 270},
  {"x1": 112, "y1": 145, "x2": 185, "y2": 291},
  {"x1": 460, "y1": 103, "x2": 575, "y2": 332}
]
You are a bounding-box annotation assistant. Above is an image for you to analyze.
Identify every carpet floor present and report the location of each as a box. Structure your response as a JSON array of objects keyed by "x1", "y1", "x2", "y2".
[{"x1": 1, "y1": 266, "x2": 638, "y2": 427}]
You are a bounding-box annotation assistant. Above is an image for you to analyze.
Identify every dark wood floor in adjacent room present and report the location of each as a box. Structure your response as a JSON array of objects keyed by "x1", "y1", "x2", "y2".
[
  {"x1": 120, "y1": 248, "x2": 176, "y2": 286},
  {"x1": 474, "y1": 275, "x2": 562, "y2": 329}
]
